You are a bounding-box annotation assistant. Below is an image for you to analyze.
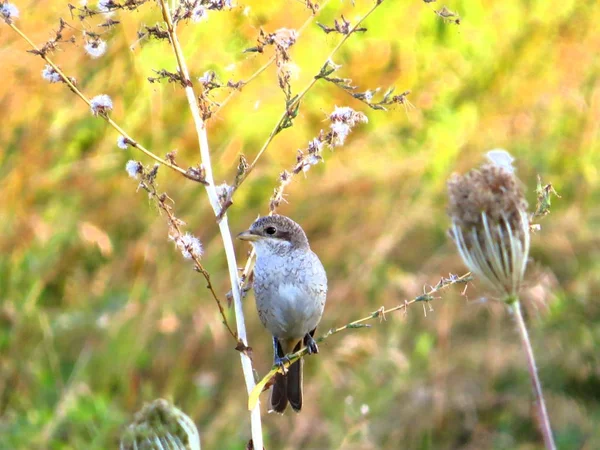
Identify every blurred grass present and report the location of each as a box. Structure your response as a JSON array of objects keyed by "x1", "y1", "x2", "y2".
[{"x1": 1, "y1": 0, "x2": 599, "y2": 448}]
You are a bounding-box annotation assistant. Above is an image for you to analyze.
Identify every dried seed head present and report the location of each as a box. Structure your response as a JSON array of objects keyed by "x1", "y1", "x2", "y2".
[
  {"x1": 120, "y1": 399, "x2": 201, "y2": 450},
  {"x1": 447, "y1": 153, "x2": 530, "y2": 299},
  {"x1": 273, "y1": 28, "x2": 298, "y2": 50},
  {"x1": 192, "y1": 5, "x2": 208, "y2": 23},
  {"x1": 117, "y1": 135, "x2": 129, "y2": 149},
  {"x1": 90, "y1": 94, "x2": 113, "y2": 115},
  {"x1": 84, "y1": 38, "x2": 107, "y2": 58},
  {"x1": 175, "y1": 232, "x2": 203, "y2": 260},
  {"x1": 125, "y1": 160, "x2": 142, "y2": 179},
  {"x1": 1, "y1": 2, "x2": 19, "y2": 22}
]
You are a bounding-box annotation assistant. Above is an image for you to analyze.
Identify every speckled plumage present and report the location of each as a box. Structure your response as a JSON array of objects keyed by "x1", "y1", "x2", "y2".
[{"x1": 253, "y1": 242, "x2": 327, "y2": 340}]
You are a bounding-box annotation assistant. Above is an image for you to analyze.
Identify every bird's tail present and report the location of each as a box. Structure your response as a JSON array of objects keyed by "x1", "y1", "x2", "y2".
[
  {"x1": 286, "y1": 354, "x2": 303, "y2": 412},
  {"x1": 270, "y1": 340, "x2": 303, "y2": 413},
  {"x1": 270, "y1": 371, "x2": 288, "y2": 413}
]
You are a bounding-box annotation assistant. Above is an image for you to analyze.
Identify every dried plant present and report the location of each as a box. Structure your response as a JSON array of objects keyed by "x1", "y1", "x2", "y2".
[
  {"x1": 447, "y1": 150, "x2": 556, "y2": 450},
  {"x1": 447, "y1": 154, "x2": 529, "y2": 299},
  {"x1": 4, "y1": 0, "x2": 476, "y2": 447},
  {"x1": 120, "y1": 399, "x2": 201, "y2": 450}
]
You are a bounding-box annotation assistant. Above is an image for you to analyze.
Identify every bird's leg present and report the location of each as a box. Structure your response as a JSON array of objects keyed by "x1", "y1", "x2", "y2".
[
  {"x1": 304, "y1": 330, "x2": 319, "y2": 355},
  {"x1": 273, "y1": 336, "x2": 290, "y2": 374}
]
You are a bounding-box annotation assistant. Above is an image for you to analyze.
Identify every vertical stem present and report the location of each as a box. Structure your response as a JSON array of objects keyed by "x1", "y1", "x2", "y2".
[
  {"x1": 511, "y1": 300, "x2": 556, "y2": 450},
  {"x1": 157, "y1": 1, "x2": 263, "y2": 448}
]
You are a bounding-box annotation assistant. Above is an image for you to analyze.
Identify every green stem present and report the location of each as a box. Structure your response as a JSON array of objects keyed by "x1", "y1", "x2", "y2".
[{"x1": 511, "y1": 300, "x2": 556, "y2": 450}]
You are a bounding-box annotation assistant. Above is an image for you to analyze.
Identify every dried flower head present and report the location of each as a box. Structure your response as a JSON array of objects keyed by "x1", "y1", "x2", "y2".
[
  {"x1": 327, "y1": 106, "x2": 367, "y2": 148},
  {"x1": 117, "y1": 135, "x2": 129, "y2": 149},
  {"x1": 90, "y1": 94, "x2": 113, "y2": 115},
  {"x1": 97, "y1": 0, "x2": 115, "y2": 14},
  {"x1": 447, "y1": 152, "x2": 530, "y2": 300},
  {"x1": 175, "y1": 233, "x2": 203, "y2": 260},
  {"x1": 125, "y1": 160, "x2": 142, "y2": 179},
  {"x1": 215, "y1": 183, "x2": 233, "y2": 207},
  {"x1": 192, "y1": 5, "x2": 208, "y2": 23},
  {"x1": 84, "y1": 38, "x2": 107, "y2": 58},
  {"x1": 1, "y1": 2, "x2": 19, "y2": 22},
  {"x1": 273, "y1": 28, "x2": 298, "y2": 50},
  {"x1": 120, "y1": 399, "x2": 201, "y2": 450},
  {"x1": 208, "y1": 0, "x2": 232, "y2": 10},
  {"x1": 329, "y1": 106, "x2": 368, "y2": 126},
  {"x1": 42, "y1": 65, "x2": 61, "y2": 83},
  {"x1": 330, "y1": 122, "x2": 351, "y2": 147}
]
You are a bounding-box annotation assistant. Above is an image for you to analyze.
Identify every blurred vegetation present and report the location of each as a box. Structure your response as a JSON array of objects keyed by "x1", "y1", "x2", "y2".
[{"x1": 1, "y1": 0, "x2": 599, "y2": 449}]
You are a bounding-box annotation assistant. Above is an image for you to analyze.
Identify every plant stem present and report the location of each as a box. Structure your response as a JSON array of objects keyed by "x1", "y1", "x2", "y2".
[
  {"x1": 233, "y1": 0, "x2": 384, "y2": 192},
  {"x1": 248, "y1": 272, "x2": 473, "y2": 410},
  {"x1": 236, "y1": 0, "x2": 384, "y2": 287},
  {"x1": 9, "y1": 23, "x2": 190, "y2": 178},
  {"x1": 511, "y1": 300, "x2": 556, "y2": 450},
  {"x1": 157, "y1": 1, "x2": 263, "y2": 447},
  {"x1": 214, "y1": 2, "x2": 327, "y2": 116}
]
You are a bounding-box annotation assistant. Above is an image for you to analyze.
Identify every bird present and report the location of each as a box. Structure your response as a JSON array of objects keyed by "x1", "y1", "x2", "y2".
[{"x1": 237, "y1": 215, "x2": 327, "y2": 413}]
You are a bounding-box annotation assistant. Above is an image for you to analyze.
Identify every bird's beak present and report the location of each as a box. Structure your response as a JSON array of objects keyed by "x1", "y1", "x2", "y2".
[{"x1": 237, "y1": 230, "x2": 261, "y2": 242}]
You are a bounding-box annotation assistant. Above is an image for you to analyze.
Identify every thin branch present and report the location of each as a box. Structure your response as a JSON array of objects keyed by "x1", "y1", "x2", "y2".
[
  {"x1": 232, "y1": 0, "x2": 384, "y2": 192},
  {"x1": 157, "y1": 1, "x2": 263, "y2": 447},
  {"x1": 8, "y1": 22, "x2": 196, "y2": 180},
  {"x1": 142, "y1": 176, "x2": 238, "y2": 341},
  {"x1": 511, "y1": 300, "x2": 556, "y2": 450},
  {"x1": 236, "y1": 1, "x2": 385, "y2": 295},
  {"x1": 248, "y1": 272, "x2": 473, "y2": 410},
  {"x1": 213, "y1": 0, "x2": 331, "y2": 116}
]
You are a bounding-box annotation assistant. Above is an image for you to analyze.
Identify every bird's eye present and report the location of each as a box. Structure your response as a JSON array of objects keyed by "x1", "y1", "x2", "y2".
[{"x1": 265, "y1": 226, "x2": 277, "y2": 235}]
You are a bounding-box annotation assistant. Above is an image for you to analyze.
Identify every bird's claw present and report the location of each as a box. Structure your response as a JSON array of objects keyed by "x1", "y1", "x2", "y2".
[
  {"x1": 274, "y1": 355, "x2": 290, "y2": 374},
  {"x1": 304, "y1": 333, "x2": 319, "y2": 355}
]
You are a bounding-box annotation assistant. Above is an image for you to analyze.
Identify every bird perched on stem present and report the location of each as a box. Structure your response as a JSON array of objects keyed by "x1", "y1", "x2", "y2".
[{"x1": 238, "y1": 215, "x2": 327, "y2": 413}]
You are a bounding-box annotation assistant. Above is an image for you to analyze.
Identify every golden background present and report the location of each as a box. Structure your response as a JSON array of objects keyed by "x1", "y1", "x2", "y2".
[{"x1": 1, "y1": 0, "x2": 599, "y2": 448}]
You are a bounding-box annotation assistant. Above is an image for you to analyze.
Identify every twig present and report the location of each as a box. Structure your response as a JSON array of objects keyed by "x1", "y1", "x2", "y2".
[
  {"x1": 236, "y1": 0, "x2": 385, "y2": 295},
  {"x1": 141, "y1": 175, "x2": 238, "y2": 342},
  {"x1": 157, "y1": 1, "x2": 263, "y2": 447},
  {"x1": 232, "y1": 0, "x2": 385, "y2": 193},
  {"x1": 511, "y1": 300, "x2": 556, "y2": 450},
  {"x1": 8, "y1": 22, "x2": 195, "y2": 180},
  {"x1": 248, "y1": 272, "x2": 473, "y2": 410},
  {"x1": 214, "y1": 0, "x2": 331, "y2": 116}
]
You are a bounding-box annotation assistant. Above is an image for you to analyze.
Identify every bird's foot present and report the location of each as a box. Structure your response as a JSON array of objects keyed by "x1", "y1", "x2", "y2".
[
  {"x1": 274, "y1": 355, "x2": 291, "y2": 374},
  {"x1": 304, "y1": 333, "x2": 319, "y2": 355}
]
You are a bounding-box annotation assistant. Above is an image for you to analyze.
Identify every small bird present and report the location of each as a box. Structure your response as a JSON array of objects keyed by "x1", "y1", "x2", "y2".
[{"x1": 237, "y1": 215, "x2": 327, "y2": 413}]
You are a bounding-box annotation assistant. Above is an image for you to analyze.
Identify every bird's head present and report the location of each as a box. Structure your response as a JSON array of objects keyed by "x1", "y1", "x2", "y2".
[{"x1": 237, "y1": 215, "x2": 309, "y2": 253}]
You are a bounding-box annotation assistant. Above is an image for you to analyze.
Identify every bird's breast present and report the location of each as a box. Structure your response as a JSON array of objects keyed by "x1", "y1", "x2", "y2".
[{"x1": 253, "y1": 251, "x2": 327, "y2": 340}]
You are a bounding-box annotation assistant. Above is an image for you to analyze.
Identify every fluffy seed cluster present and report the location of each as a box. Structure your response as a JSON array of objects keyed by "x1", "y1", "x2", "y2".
[
  {"x1": 98, "y1": 0, "x2": 115, "y2": 14},
  {"x1": 447, "y1": 153, "x2": 530, "y2": 298},
  {"x1": 192, "y1": 5, "x2": 208, "y2": 22},
  {"x1": 84, "y1": 39, "x2": 107, "y2": 58},
  {"x1": 329, "y1": 106, "x2": 368, "y2": 147},
  {"x1": 42, "y1": 65, "x2": 61, "y2": 83},
  {"x1": 125, "y1": 160, "x2": 142, "y2": 179},
  {"x1": 215, "y1": 183, "x2": 233, "y2": 207},
  {"x1": 90, "y1": 94, "x2": 113, "y2": 115},
  {"x1": 117, "y1": 135, "x2": 129, "y2": 149},
  {"x1": 176, "y1": 233, "x2": 203, "y2": 260},
  {"x1": 1, "y1": 2, "x2": 19, "y2": 22},
  {"x1": 273, "y1": 28, "x2": 298, "y2": 50}
]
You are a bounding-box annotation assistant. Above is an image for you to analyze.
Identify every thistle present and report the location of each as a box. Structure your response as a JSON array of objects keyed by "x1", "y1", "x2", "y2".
[
  {"x1": 447, "y1": 151, "x2": 529, "y2": 301},
  {"x1": 120, "y1": 399, "x2": 201, "y2": 450},
  {"x1": 447, "y1": 150, "x2": 556, "y2": 450}
]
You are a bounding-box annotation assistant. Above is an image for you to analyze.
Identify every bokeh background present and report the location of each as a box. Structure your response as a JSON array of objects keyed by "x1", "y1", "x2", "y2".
[{"x1": 1, "y1": 0, "x2": 599, "y2": 448}]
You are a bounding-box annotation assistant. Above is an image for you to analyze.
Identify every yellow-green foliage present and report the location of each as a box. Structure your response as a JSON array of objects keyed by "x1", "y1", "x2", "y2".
[{"x1": 1, "y1": 0, "x2": 599, "y2": 448}]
